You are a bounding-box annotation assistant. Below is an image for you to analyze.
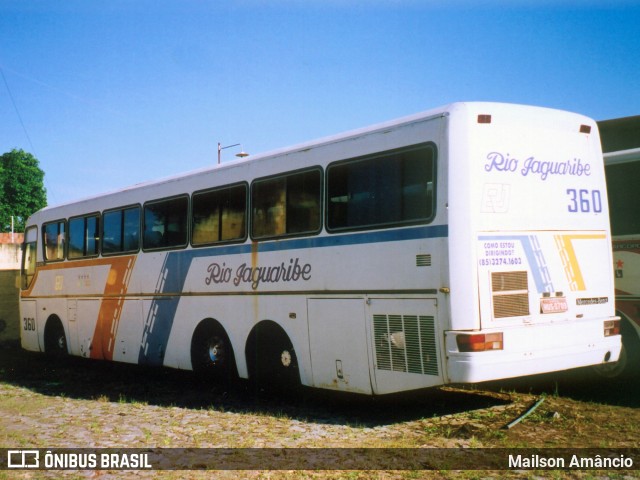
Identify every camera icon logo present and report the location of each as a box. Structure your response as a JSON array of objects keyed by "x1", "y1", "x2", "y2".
[{"x1": 7, "y1": 450, "x2": 39, "y2": 468}]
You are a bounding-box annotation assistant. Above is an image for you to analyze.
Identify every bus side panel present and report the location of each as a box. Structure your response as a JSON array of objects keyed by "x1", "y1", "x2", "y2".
[
  {"x1": 20, "y1": 300, "x2": 39, "y2": 351},
  {"x1": 70, "y1": 299, "x2": 101, "y2": 358},
  {"x1": 160, "y1": 294, "x2": 315, "y2": 385},
  {"x1": 111, "y1": 299, "x2": 143, "y2": 363}
]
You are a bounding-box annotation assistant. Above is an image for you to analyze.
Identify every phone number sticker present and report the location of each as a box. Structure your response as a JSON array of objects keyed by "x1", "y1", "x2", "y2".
[{"x1": 478, "y1": 241, "x2": 524, "y2": 267}]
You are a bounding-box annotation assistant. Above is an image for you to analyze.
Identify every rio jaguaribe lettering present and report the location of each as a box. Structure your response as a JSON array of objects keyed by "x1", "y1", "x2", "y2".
[
  {"x1": 205, "y1": 257, "x2": 312, "y2": 290},
  {"x1": 484, "y1": 151, "x2": 591, "y2": 181}
]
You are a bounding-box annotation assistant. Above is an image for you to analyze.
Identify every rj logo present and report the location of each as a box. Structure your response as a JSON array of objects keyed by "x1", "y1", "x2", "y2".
[
  {"x1": 481, "y1": 183, "x2": 510, "y2": 213},
  {"x1": 7, "y1": 450, "x2": 39, "y2": 468}
]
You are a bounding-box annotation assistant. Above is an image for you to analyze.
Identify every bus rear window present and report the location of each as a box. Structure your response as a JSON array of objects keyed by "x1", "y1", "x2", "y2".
[{"x1": 327, "y1": 144, "x2": 436, "y2": 231}]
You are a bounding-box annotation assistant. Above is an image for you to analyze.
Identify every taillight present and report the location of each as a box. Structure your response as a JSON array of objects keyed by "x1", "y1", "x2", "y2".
[
  {"x1": 604, "y1": 320, "x2": 621, "y2": 337},
  {"x1": 456, "y1": 332, "x2": 503, "y2": 352}
]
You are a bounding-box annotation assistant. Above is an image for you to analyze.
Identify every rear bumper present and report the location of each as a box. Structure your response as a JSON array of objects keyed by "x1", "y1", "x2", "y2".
[{"x1": 445, "y1": 317, "x2": 622, "y2": 383}]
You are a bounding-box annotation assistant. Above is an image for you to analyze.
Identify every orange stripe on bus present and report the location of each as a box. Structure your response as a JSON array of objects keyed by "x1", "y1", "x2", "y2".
[
  {"x1": 20, "y1": 256, "x2": 136, "y2": 360},
  {"x1": 91, "y1": 256, "x2": 136, "y2": 360}
]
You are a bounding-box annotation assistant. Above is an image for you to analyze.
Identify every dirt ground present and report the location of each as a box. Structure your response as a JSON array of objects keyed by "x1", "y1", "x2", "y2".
[{"x1": 1, "y1": 341, "x2": 639, "y2": 478}]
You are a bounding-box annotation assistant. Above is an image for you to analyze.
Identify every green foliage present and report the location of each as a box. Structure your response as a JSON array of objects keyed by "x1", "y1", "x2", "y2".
[{"x1": 0, "y1": 149, "x2": 47, "y2": 232}]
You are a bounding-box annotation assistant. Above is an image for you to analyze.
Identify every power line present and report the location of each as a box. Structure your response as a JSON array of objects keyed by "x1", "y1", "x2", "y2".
[{"x1": 0, "y1": 65, "x2": 37, "y2": 155}]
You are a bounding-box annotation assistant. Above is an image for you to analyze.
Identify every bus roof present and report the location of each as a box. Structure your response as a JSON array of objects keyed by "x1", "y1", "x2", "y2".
[{"x1": 38, "y1": 102, "x2": 454, "y2": 213}]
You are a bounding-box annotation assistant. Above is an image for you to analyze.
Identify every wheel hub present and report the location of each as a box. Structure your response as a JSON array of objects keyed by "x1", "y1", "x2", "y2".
[
  {"x1": 281, "y1": 349, "x2": 292, "y2": 367},
  {"x1": 208, "y1": 339, "x2": 224, "y2": 364}
]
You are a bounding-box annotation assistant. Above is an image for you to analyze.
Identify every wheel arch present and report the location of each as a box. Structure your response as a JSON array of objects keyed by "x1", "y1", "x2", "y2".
[
  {"x1": 244, "y1": 319, "x2": 301, "y2": 387},
  {"x1": 43, "y1": 314, "x2": 68, "y2": 355},
  {"x1": 190, "y1": 317, "x2": 238, "y2": 377}
]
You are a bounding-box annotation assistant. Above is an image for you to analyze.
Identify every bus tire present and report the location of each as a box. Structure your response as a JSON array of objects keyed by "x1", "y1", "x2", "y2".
[
  {"x1": 44, "y1": 317, "x2": 68, "y2": 357},
  {"x1": 246, "y1": 321, "x2": 300, "y2": 391},
  {"x1": 190, "y1": 320, "x2": 237, "y2": 384},
  {"x1": 594, "y1": 318, "x2": 640, "y2": 379}
]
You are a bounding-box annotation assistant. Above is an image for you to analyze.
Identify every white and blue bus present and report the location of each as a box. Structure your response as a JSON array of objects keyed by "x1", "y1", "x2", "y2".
[{"x1": 19, "y1": 102, "x2": 621, "y2": 394}]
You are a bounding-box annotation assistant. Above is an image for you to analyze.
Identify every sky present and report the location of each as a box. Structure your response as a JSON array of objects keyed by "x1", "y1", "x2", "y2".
[{"x1": 1, "y1": 0, "x2": 639, "y2": 207}]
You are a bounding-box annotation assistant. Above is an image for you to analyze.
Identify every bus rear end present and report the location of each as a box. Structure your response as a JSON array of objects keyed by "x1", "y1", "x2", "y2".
[{"x1": 445, "y1": 103, "x2": 621, "y2": 383}]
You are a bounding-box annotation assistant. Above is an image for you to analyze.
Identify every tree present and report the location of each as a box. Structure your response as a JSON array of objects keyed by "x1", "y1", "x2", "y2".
[{"x1": 0, "y1": 149, "x2": 47, "y2": 232}]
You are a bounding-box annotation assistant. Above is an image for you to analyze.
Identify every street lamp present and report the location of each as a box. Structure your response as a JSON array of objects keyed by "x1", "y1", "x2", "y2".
[{"x1": 218, "y1": 142, "x2": 249, "y2": 164}]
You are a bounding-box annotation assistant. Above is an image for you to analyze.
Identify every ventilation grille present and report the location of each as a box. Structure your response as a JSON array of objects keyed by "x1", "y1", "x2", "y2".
[
  {"x1": 491, "y1": 271, "x2": 530, "y2": 318},
  {"x1": 373, "y1": 314, "x2": 439, "y2": 376},
  {"x1": 416, "y1": 254, "x2": 432, "y2": 267}
]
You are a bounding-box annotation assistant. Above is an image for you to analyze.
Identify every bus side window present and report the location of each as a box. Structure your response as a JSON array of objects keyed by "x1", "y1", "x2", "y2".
[
  {"x1": 102, "y1": 206, "x2": 140, "y2": 255},
  {"x1": 252, "y1": 177, "x2": 286, "y2": 238},
  {"x1": 43, "y1": 220, "x2": 66, "y2": 261},
  {"x1": 192, "y1": 184, "x2": 247, "y2": 246},
  {"x1": 123, "y1": 207, "x2": 140, "y2": 251},
  {"x1": 327, "y1": 144, "x2": 436, "y2": 231},
  {"x1": 143, "y1": 196, "x2": 189, "y2": 250},
  {"x1": 251, "y1": 169, "x2": 321, "y2": 240},
  {"x1": 68, "y1": 214, "x2": 100, "y2": 259}
]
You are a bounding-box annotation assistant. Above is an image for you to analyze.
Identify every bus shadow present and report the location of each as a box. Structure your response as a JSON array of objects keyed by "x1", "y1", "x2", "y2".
[
  {"x1": 477, "y1": 367, "x2": 640, "y2": 409},
  {"x1": 0, "y1": 344, "x2": 510, "y2": 427}
]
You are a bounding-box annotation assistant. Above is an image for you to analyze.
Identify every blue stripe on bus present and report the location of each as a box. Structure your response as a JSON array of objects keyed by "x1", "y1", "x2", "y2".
[
  {"x1": 187, "y1": 223, "x2": 448, "y2": 260},
  {"x1": 138, "y1": 254, "x2": 183, "y2": 366},
  {"x1": 138, "y1": 223, "x2": 448, "y2": 366}
]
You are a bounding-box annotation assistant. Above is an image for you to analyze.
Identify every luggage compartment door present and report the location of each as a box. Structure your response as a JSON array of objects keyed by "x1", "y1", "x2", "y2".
[{"x1": 307, "y1": 298, "x2": 372, "y2": 394}]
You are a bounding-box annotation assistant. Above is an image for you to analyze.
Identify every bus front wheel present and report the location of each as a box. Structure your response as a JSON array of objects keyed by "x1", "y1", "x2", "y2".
[{"x1": 44, "y1": 318, "x2": 68, "y2": 356}]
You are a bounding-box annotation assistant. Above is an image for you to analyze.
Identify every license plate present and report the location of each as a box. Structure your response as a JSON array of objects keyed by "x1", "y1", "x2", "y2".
[{"x1": 540, "y1": 297, "x2": 568, "y2": 314}]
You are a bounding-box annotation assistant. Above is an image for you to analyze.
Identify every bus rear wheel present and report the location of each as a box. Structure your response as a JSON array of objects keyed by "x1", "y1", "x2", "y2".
[
  {"x1": 247, "y1": 323, "x2": 300, "y2": 391},
  {"x1": 191, "y1": 321, "x2": 237, "y2": 384}
]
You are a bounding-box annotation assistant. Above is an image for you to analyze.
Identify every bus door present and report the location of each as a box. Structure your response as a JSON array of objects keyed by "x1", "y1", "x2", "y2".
[{"x1": 369, "y1": 298, "x2": 443, "y2": 394}]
